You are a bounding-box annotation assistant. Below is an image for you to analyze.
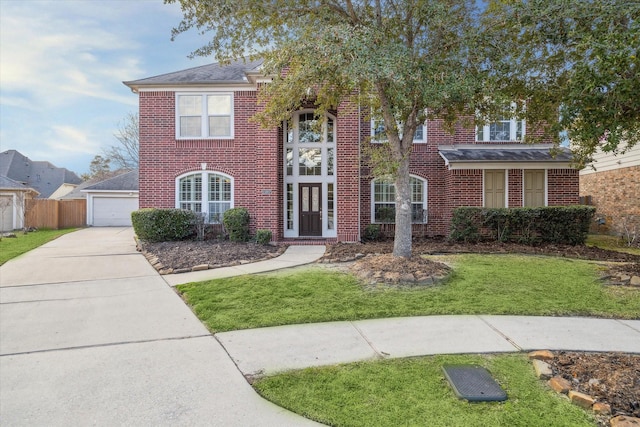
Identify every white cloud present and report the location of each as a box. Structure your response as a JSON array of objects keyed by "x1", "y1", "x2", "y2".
[
  {"x1": 0, "y1": 0, "x2": 211, "y2": 174},
  {"x1": 0, "y1": 0, "x2": 146, "y2": 110}
]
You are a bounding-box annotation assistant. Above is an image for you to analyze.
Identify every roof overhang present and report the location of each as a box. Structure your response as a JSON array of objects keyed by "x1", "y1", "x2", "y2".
[{"x1": 438, "y1": 144, "x2": 575, "y2": 170}]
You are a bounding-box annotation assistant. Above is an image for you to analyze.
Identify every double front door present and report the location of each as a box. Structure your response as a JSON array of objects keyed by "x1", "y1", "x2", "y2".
[{"x1": 299, "y1": 183, "x2": 321, "y2": 236}]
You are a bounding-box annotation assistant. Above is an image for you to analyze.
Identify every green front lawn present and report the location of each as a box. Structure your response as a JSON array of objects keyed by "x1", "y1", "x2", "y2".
[
  {"x1": 587, "y1": 234, "x2": 640, "y2": 255},
  {"x1": 0, "y1": 228, "x2": 77, "y2": 265},
  {"x1": 255, "y1": 354, "x2": 595, "y2": 427},
  {"x1": 177, "y1": 254, "x2": 640, "y2": 332}
]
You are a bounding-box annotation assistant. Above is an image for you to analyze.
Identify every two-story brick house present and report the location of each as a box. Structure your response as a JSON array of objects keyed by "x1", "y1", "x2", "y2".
[{"x1": 124, "y1": 58, "x2": 579, "y2": 243}]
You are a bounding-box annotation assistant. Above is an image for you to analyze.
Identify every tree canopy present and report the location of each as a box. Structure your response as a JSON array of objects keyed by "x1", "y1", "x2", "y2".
[
  {"x1": 169, "y1": 0, "x2": 485, "y2": 257},
  {"x1": 482, "y1": 0, "x2": 640, "y2": 166},
  {"x1": 168, "y1": 0, "x2": 640, "y2": 256}
]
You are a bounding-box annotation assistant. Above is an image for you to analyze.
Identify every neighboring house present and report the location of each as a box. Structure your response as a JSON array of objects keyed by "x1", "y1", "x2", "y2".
[
  {"x1": 124, "y1": 59, "x2": 579, "y2": 242},
  {"x1": 0, "y1": 175, "x2": 39, "y2": 231},
  {"x1": 0, "y1": 150, "x2": 82, "y2": 199},
  {"x1": 80, "y1": 170, "x2": 139, "y2": 226},
  {"x1": 580, "y1": 143, "x2": 640, "y2": 235}
]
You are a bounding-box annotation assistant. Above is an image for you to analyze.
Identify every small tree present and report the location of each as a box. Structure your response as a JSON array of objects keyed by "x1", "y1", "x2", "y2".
[
  {"x1": 82, "y1": 155, "x2": 112, "y2": 181},
  {"x1": 104, "y1": 112, "x2": 139, "y2": 170}
]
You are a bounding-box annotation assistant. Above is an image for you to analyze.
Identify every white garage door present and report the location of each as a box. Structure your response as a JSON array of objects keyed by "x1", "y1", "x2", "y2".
[
  {"x1": 93, "y1": 197, "x2": 139, "y2": 226},
  {"x1": 0, "y1": 195, "x2": 14, "y2": 231}
]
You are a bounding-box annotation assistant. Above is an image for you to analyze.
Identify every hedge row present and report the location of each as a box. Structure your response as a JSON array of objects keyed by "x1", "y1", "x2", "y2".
[
  {"x1": 131, "y1": 208, "x2": 197, "y2": 242},
  {"x1": 449, "y1": 206, "x2": 596, "y2": 245},
  {"x1": 131, "y1": 207, "x2": 272, "y2": 244}
]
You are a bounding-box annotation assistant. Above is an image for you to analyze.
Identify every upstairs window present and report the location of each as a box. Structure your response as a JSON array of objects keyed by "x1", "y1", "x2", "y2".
[
  {"x1": 177, "y1": 94, "x2": 233, "y2": 139},
  {"x1": 371, "y1": 119, "x2": 426, "y2": 143},
  {"x1": 371, "y1": 176, "x2": 427, "y2": 223},
  {"x1": 476, "y1": 114, "x2": 525, "y2": 142}
]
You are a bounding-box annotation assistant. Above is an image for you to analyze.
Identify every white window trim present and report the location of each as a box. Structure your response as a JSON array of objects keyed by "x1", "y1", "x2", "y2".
[
  {"x1": 175, "y1": 171, "x2": 234, "y2": 223},
  {"x1": 370, "y1": 175, "x2": 428, "y2": 224},
  {"x1": 370, "y1": 119, "x2": 426, "y2": 144},
  {"x1": 482, "y1": 169, "x2": 509, "y2": 208},
  {"x1": 283, "y1": 110, "x2": 338, "y2": 238},
  {"x1": 175, "y1": 92, "x2": 234, "y2": 139},
  {"x1": 476, "y1": 117, "x2": 525, "y2": 142},
  {"x1": 522, "y1": 169, "x2": 548, "y2": 207}
]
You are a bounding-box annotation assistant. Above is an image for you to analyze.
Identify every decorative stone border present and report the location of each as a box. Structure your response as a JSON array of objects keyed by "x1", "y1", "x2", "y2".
[{"x1": 528, "y1": 350, "x2": 640, "y2": 427}]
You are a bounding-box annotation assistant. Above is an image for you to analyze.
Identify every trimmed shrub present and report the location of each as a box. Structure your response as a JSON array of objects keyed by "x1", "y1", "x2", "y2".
[
  {"x1": 449, "y1": 206, "x2": 595, "y2": 245},
  {"x1": 255, "y1": 229, "x2": 272, "y2": 245},
  {"x1": 131, "y1": 208, "x2": 196, "y2": 242},
  {"x1": 223, "y1": 208, "x2": 250, "y2": 242},
  {"x1": 449, "y1": 207, "x2": 482, "y2": 243},
  {"x1": 363, "y1": 224, "x2": 382, "y2": 241}
]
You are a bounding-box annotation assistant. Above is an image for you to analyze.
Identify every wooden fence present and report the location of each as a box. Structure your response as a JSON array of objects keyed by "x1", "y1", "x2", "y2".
[{"x1": 25, "y1": 199, "x2": 86, "y2": 229}]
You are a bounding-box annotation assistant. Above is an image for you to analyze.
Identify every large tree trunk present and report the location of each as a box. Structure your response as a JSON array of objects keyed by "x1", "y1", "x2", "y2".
[{"x1": 392, "y1": 152, "x2": 412, "y2": 258}]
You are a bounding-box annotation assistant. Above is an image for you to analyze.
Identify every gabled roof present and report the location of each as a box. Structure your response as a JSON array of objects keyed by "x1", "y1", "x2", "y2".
[
  {"x1": 123, "y1": 58, "x2": 265, "y2": 91},
  {"x1": 0, "y1": 175, "x2": 39, "y2": 195},
  {"x1": 82, "y1": 170, "x2": 138, "y2": 192},
  {"x1": 438, "y1": 144, "x2": 574, "y2": 169},
  {"x1": 0, "y1": 150, "x2": 82, "y2": 198}
]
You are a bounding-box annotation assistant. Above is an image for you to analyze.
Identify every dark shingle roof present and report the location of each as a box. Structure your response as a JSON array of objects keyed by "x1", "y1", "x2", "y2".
[
  {"x1": 123, "y1": 58, "x2": 264, "y2": 88},
  {"x1": 0, "y1": 175, "x2": 38, "y2": 194},
  {"x1": 0, "y1": 150, "x2": 82, "y2": 198},
  {"x1": 438, "y1": 145, "x2": 573, "y2": 164},
  {"x1": 83, "y1": 170, "x2": 138, "y2": 192}
]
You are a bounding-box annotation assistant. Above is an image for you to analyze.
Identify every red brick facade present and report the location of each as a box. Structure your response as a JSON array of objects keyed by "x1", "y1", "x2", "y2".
[{"x1": 136, "y1": 85, "x2": 580, "y2": 242}]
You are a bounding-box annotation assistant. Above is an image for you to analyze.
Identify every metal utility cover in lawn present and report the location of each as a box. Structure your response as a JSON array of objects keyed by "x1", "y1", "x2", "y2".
[{"x1": 442, "y1": 365, "x2": 507, "y2": 402}]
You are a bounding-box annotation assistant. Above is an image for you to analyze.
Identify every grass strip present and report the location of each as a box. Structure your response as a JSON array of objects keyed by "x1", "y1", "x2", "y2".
[
  {"x1": 0, "y1": 228, "x2": 77, "y2": 265},
  {"x1": 254, "y1": 353, "x2": 596, "y2": 427},
  {"x1": 177, "y1": 254, "x2": 640, "y2": 332}
]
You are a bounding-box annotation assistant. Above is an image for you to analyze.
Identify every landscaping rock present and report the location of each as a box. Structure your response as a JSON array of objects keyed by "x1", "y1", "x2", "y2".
[
  {"x1": 159, "y1": 268, "x2": 173, "y2": 275},
  {"x1": 568, "y1": 390, "x2": 595, "y2": 409},
  {"x1": 173, "y1": 268, "x2": 191, "y2": 274},
  {"x1": 610, "y1": 416, "x2": 640, "y2": 427},
  {"x1": 528, "y1": 350, "x2": 555, "y2": 361},
  {"x1": 593, "y1": 402, "x2": 611, "y2": 415},
  {"x1": 630, "y1": 276, "x2": 640, "y2": 287},
  {"x1": 548, "y1": 376, "x2": 572, "y2": 394},
  {"x1": 532, "y1": 359, "x2": 553, "y2": 380},
  {"x1": 191, "y1": 264, "x2": 209, "y2": 271}
]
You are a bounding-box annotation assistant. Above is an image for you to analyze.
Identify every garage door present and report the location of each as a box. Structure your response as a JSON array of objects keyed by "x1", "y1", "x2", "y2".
[
  {"x1": 0, "y1": 195, "x2": 14, "y2": 231},
  {"x1": 93, "y1": 197, "x2": 139, "y2": 226}
]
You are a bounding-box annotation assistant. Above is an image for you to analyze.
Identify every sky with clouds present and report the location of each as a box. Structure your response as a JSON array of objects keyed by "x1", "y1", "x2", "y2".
[{"x1": 0, "y1": 0, "x2": 212, "y2": 175}]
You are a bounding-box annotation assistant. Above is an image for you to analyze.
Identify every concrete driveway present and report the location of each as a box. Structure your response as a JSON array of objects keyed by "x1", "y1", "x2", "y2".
[{"x1": 0, "y1": 227, "x2": 318, "y2": 426}]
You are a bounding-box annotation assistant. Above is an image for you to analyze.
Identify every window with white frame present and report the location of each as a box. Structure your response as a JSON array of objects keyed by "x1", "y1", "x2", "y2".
[
  {"x1": 476, "y1": 117, "x2": 525, "y2": 142},
  {"x1": 371, "y1": 176, "x2": 427, "y2": 223},
  {"x1": 371, "y1": 118, "x2": 425, "y2": 143},
  {"x1": 177, "y1": 172, "x2": 232, "y2": 223},
  {"x1": 177, "y1": 94, "x2": 233, "y2": 138}
]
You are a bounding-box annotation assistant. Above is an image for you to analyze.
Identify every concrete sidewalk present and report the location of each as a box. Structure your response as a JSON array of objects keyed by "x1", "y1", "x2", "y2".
[
  {"x1": 217, "y1": 315, "x2": 640, "y2": 377},
  {"x1": 0, "y1": 227, "x2": 319, "y2": 426},
  {"x1": 163, "y1": 245, "x2": 326, "y2": 286}
]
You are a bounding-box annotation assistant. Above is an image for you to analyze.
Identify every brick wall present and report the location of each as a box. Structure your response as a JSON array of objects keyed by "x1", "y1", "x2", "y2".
[
  {"x1": 580, "y1": 165, "x2": 640, "y2": 234},
  {"x1": 138, "y1": 90, "x2": 281, "y2": 237},
  {"x1": 139, "y1": 89, "x2": 580, "y2": 242},
  {"x1": 336, "y1": 100, "x2": 362, "y2": 242},
  {"x1": 548, "y1": 168, "x2": 580, "y2": 206}
]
